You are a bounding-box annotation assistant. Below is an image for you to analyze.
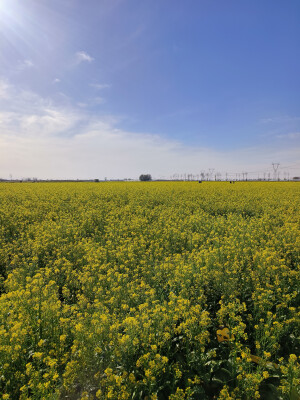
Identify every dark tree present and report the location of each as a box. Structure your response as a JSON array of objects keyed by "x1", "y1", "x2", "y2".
[{"x1": 139, "y1": 174, "x2": 152, "y2": 181}]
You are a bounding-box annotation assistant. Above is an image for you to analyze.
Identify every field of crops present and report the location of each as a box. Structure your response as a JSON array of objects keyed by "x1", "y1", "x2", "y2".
[{"x1": 0, "y1": 182, "x2": 299, "y2": 399}]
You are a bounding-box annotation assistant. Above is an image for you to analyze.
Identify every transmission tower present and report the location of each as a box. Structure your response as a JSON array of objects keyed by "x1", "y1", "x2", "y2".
[
  {"x1": 272, "y1": 163, "x2": 280, "y2": 181},
  {"x1": 208, "y1": 168, "x2": 214, "y2": 181}
]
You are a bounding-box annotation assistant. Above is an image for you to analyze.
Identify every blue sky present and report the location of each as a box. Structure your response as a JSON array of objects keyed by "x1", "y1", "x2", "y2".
[{"x1": 0, "y1": 0, "x2": 299, "y2": 179}]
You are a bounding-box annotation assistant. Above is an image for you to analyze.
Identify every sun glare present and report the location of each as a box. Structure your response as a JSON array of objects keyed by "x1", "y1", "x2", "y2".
[{"x1": 0, "y1": 0, "x2": 10, "y2": 13}]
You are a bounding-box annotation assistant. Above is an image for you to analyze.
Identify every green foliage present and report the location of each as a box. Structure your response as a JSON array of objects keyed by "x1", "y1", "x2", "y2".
[
  {"x1": 0, "y1": 182, "x2": 299, "y2": 399},
  {"x1": 139, "y1": 174, "x2": 152, "y2": 181}
]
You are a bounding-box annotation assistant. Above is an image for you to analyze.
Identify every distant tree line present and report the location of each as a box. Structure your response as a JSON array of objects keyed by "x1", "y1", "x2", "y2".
[{"x1": 139, "y1": 174, "x2": 152, "y2": 181}]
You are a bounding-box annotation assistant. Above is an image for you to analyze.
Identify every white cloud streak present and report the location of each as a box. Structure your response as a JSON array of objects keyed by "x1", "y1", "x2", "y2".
[
  {"x1": 260, "y1": 116, "x2": 300, "y2": 124},
  {"x1": 75, "y1": 51, "x2": 94, "y2": 63},
  {"x1": 16, "y1": 59, "x2": 35, "y2": 71},
  {"x1": 0, "y1": 81, "x2": 299, "y2": 180},
  {"x1": 89, "y1": 83, "x2": 111, "y2": 90},
  {"x1": 0, "y1": 80, "x2": 10, "y2": 99},
  {"x1": 276, "y1": 132, "x2": 300, "y2": 139}
]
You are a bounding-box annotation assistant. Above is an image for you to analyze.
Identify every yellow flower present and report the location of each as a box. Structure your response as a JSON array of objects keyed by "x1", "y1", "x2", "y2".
[{"x1": 262, "y1": 371, "x2": 269, "y2": 379}]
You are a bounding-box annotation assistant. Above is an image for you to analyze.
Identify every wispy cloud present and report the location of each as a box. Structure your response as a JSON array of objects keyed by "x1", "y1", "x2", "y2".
[
  {"x1": 0, "y1": 80, "x2": 299, "y2": 180},
  {"x1": 260, "y1": 116, "x2": 300, "y2": 124},
  {"x1": 89, "y1": 83, "x2": 111, "y2": 90},
  {"x1": 0, "y1": 80, "x2": 83, "y2": 137},
  {"x1": 259, "y1": 115, "x2": 300, "y2": 140},
  {"x1": 75, "y1": 51, "x2": 94, "y2": 64},
  {"x1": 53, "y1": 78, "x2": 60, "y2": 84},
  {"x1": 92, "y1": 97, "x2": 106, "y2": 105},
  {"x1": 276, "y1": 132, "x2": 300, "y2": 140},
  {"x1": 0, "y1": 80, "x2": 10, "y2": 99},
  {"x1": 17, "y1": 59, "x2": 35, "y2": 71},
  {"x1": 24, "y1": 59, "x2": 34, "y2": 67}
]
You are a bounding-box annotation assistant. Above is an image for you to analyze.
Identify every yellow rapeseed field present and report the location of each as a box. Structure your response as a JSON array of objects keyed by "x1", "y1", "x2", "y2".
[{"x1": 0, "y1": 182, "x2": 299, "y2": 399}]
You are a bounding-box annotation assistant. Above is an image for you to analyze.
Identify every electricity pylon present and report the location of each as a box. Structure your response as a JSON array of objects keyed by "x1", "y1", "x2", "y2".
[{"x1": 272, "y1": 163, "x2": 280, "y2": 181}]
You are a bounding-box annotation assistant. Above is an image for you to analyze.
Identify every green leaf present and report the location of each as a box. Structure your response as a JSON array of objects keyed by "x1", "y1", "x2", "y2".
[
  {"x1": 290, "y1": 386, "x2": 300, "y2": 400},
  {"x1": 259, "y1": 383, "x2": 280, "y2": 400}
]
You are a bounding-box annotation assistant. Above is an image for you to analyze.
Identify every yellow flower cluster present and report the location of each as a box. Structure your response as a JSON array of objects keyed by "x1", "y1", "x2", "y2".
[{"x1": 0, "y1": 181, "x2": 299, "y2": 399}]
